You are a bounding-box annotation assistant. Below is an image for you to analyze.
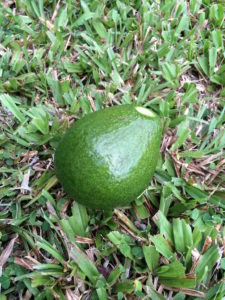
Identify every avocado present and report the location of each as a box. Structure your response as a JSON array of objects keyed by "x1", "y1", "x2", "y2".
[{"x1": 55, "y1": 105, "x2": 162, "y2": 210}]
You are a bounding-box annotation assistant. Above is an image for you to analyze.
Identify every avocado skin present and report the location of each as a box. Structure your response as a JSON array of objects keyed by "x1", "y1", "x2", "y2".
[{"x1": 55, "y1": 105, "x2": 162, "y2": 210}]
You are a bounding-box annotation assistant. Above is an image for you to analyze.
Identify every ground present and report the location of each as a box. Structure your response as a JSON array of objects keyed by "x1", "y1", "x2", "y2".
[{"x1": 0, "y1": 1, "x2": 225, "y2": 299}]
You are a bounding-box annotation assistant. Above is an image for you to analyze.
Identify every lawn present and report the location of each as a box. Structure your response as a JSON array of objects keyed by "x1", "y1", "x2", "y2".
[{"x1": 0, "y1": 0, "x2": 225, "y2": 299}]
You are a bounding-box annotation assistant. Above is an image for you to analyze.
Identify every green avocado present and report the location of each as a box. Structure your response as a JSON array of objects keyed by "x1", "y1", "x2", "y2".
[{"x1": 55, "y1": 105, "x2": 162, "y2": 210}]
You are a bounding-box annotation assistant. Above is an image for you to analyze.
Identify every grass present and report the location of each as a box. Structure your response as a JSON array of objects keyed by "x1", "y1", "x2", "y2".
[{"x1": 0, "y1": 0, "x2": 224, "y2": 299}]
